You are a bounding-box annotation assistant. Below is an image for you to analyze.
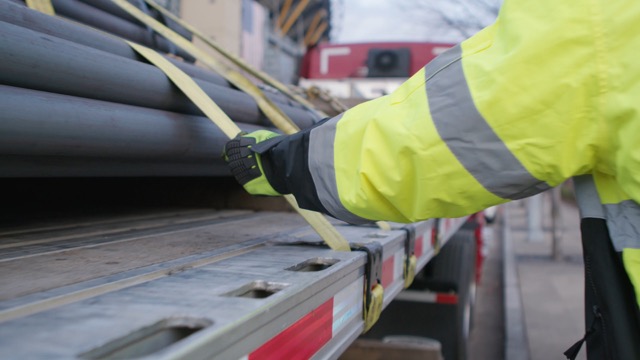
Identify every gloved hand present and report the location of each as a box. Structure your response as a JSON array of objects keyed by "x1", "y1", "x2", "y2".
[{"x1": 224, "y1": 130, "x2": 282, "y2": 196}]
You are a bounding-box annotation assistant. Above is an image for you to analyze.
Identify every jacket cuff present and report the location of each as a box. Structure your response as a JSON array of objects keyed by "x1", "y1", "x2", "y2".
[{"x1": 259, "y1": 127, "x2": 331, "y2": 215}]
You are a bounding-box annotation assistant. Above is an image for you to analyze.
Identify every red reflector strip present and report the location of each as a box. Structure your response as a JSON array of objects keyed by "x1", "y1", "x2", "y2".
[
  {"x1": 444, "y1": 218, "x2": 452, "y2": 233},
  {"x1": 415, "y1": 235, "x2": 424, "y2": 257},
  {"x1": 381, "y1": 256, "x2": 394, "y2": 288},
  {"x1": 249, "y1": 298, "x2": 333, "y2": 360},
  {"x1": 436, "y1": 293, "x2": 458, "y2": 304}
]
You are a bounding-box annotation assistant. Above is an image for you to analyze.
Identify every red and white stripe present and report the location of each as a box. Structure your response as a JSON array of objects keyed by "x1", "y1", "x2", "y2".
[
  {"x1": 242, "y1": 277, "x2": 363, "y2": 360},
  {"x1": 414, "y1": 233, "x2": 429, "y2": 259},
  {"x1": 381, "y1": 249, "x2": 404, "y2": 289},
  {"x1": 414, "y1": 223, "x2": 436, "y2": 267},
  {"x1": 395, "y1": 289, "x2": 459, "y2": 305},
  {"x1": 425, "y1": 292, "x2": 459, "y2": 304},
  {"x1": 241, "y1": 217, "x2": 469, "y2": 360}
]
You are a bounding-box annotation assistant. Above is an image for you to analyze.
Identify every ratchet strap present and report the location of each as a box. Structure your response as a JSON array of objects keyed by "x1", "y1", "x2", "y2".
[
  {"x1": 124, "y1": 40, "x2": 350, "y2": 252},
  {"x1": 351, "y1": 242, "x2": 384, "y2": 332},
  {"x1": 25, "y1": 0, "x2": 54, "y2": 15},
  {"x1": 400, "y1": 225, "x2": 418, "y2": 288}
]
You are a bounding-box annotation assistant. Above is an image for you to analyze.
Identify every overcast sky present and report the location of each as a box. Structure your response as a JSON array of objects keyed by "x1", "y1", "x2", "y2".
[{"x1": 330, "y1": 0, "x2": 500, "y2": 44}]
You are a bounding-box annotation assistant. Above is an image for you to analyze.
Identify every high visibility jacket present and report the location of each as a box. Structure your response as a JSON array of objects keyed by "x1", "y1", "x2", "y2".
[{"x1": 261, "y1": 0, "x2": 640, "y2": 323}]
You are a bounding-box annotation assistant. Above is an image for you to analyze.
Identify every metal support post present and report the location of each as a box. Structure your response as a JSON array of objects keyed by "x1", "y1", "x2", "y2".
[
  {"x1": 527, "y1": 193, "x2": 544, "y2": 242},
  {"x1": 550, "y1": 187, "x2": 563, "y2": 261}
]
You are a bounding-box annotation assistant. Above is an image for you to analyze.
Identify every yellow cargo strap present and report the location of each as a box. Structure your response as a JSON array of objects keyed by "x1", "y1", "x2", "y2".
[
  {"x1": 126, "y1": 42, "x2": 239, "y2": 138},
  {"x1": 375, "y1": 221, "x2": 391, "y2": 231},
  {"x1": 404, "y1": 255, "x2": 417, "y2": 288},
  {"x1": 137, "y1": 2, "x2": 394, "y2": 235},
  {"x1": 363, "y1": 284, "x2": 384, "y2": 332},
  {"x1": 142, "y1": 0, "x2": 325, "y2": 117},
  {"x1": 125, "y1": 41, "x2": 350, "y2": 252},
  {"x1": 144, "y1": 2, "x2": 391, "y2": 235},
  {"x1": 112, "y1": 0, "x2": 299, "y2": 134},
  {"x1": 25, "y1": 0, "x2": 55, "y2": 15},
  {"x1": 352, "y1": 242, "x2": 384, "y2": 332}
]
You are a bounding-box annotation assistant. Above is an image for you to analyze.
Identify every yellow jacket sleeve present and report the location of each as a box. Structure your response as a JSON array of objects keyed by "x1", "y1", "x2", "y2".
[{"x1": 261, "y1": 0, "x2": 640, "y2": 225}]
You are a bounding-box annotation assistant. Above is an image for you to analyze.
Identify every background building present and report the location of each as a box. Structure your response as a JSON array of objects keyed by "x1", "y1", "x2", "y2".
[{"x1": 179, "y1": 0, "x2": 332, "y2": 84}]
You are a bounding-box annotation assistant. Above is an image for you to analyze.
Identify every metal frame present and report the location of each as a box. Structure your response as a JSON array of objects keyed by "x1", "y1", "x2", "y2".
[{"x1": 0, "y1": 210, "x2": 467, "y2": 359}]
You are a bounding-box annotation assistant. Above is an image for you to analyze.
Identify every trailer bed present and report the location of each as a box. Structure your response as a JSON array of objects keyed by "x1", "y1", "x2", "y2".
[{"x1": 0, "y1": 207, "x2": 465, "y2": 359}]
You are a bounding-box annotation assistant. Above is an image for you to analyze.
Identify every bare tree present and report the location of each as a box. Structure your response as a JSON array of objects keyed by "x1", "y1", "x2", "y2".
[{"x1": 399, "y1": 0, "x2": 502, "y2": 40}]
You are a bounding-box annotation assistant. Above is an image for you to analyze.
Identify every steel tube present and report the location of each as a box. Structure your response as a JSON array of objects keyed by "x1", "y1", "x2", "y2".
[
  {"x1": 0, "y1": 155, "x2": 231, "y2": 177},
  {"x1": 50, "y1": 0, "x2": 195, "y2": 63},
  {"x1": 0, "y1": 1, "x2": 307, "y2": 110},
  {"x1": 0, "y1": 21, "x2": 316, "y2": 129},
  {"x1": 0, "y1": 85, "x2": 267, "y2": 177},
  {"x1": 2, "y1": 0, "x2": 222, "y2": 84},
  {"x1": 77, "y1": 0, "x2": 193, "y2": 41}
]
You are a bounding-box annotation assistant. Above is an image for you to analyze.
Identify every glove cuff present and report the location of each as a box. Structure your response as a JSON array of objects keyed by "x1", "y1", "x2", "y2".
[{"x1": 243, "y1": 161, "x2": 280, "y2": 196}]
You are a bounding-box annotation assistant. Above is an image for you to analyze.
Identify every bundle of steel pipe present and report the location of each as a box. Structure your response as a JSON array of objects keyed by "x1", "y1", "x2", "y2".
[
  {"x1": 0, "y1": 21, "x2": 315, "y2": 129},
  {"x1": 0, "y1": 3, "x2": 319, "y2": 177},
  {"x1": 0, "y1": 1, "x2": 306, "y2": 110}
]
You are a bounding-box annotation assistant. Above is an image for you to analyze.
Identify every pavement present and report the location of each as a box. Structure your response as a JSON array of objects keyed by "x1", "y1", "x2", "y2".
[
  {"x1": 469, "y1": 213, "x2": 505, "y2": 360},
  {"x1": 504, "y1": 195, "x2": 586, "y2": 360}
]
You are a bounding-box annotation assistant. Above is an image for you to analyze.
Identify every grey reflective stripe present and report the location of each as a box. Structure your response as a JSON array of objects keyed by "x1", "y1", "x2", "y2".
[
  {"x1": 604, "y1": 200, "x2": 640, "y2": 251},
  {"x1": 574, "y1": 175, "x2": 640, "y2": 250},
  {"x1": 308, "y1": 114, "x2": 371, "y2": 225},
  {"x1": 426, "y1": 45, "x2": 551, "y2": 200},
  {"x1": 573, "y1": 175, "x2": 605, "y2": 219}
]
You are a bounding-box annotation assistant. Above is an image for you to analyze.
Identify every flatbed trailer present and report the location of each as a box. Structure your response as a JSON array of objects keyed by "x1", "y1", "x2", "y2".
[
  {"x1": 0, "y1": 206, "x2": 467, "y2": 359},
  {"x1": 0, "y1": 2, "x2": 487, "y2": 359}
]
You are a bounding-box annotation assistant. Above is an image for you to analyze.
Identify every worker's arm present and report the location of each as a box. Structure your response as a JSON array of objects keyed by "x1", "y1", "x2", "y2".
[{"x1": 227, "y1": 0, "x2": 604, "y2": 224}]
